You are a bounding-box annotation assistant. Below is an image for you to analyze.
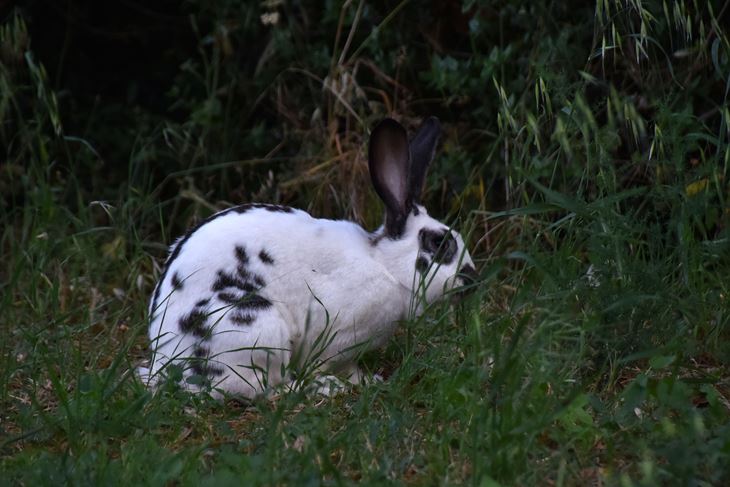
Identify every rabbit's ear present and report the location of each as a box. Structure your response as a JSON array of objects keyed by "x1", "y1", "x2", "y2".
[
  {"x1": 408, "y1": 116, "x2": 441, "y2": 204},
  {"x1": 369, "y1": 118, "x2": 411, "y2": 238}
]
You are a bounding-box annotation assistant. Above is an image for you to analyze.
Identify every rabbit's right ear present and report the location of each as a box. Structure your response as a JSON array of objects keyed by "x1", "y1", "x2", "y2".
[
  {"x1": 407, "y1": 116, "x2": 440, "y2": 205},
  {"x1": 369, "y1": 118, "x2": 411, "y2": 238}
]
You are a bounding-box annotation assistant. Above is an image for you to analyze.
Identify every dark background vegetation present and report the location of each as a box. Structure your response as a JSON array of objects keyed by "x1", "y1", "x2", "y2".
[{"x1": 1, "y1": 0, "x2": 729, "y2": 485}]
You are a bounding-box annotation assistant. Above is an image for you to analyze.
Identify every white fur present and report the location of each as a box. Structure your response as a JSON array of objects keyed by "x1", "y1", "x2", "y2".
[{"x1": 143, "y1": 204, "x2": 474, "y2": 399}]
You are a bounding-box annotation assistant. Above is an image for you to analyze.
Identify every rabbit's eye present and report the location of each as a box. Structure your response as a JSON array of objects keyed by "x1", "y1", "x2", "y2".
[
  {"x1": 429, "y1": 233, "x2": 445, "y2": 250},
  {"x1": 420, "y1": 229, "x2": 457, "y2": 264}
]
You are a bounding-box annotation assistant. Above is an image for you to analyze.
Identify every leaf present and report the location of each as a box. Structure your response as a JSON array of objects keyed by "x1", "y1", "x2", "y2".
[
  {"x1": 528, "y1": 178, "x2": 586, "y2": 216},
  {"x1": 78, "y1": 373, "x2": 93, "y2": 394},
  {"x1": 478, "y1": 203, "x2": 559, "y2": 220},
  {"x1": 585, "y1": 186, "x2": 648, "y2": 210},
  {"x1": 711, "y1": 38, "x2": 722, "y2": 77},
  {"x1": 685, "y1": 178, "x2": 708, "y2": 197},
  {"x1": 102, "y1": 235, "x2": 126, "y2": 259},
  {"x1": 649, "y1": 354, "x2": 676, "y2": 369},
  {"x1": 602, "y1": 294, "x2": 659, "y2": 313},
  {"x1": 479, "y1": 476, "x2": 503, "y2": 487}
]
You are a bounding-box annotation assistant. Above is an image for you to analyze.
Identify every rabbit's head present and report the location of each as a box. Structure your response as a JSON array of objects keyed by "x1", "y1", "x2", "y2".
[{"x1": 369, "y1": 117, "x2": 477, "y2": 305}]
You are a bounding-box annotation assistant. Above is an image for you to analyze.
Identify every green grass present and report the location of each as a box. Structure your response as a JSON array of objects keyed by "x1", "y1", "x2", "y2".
[{"x1": 2, "y1": 0, "x2": 730, "y2": 485}]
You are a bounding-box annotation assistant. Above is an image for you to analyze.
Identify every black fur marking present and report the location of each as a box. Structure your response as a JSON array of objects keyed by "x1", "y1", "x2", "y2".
[
  {"x1": 212, "y1": 270, "x2": 256, "y2": 293},
  {"x1": 219, "y1": 291, "x2": 272, "y2": 310},
  {"x1": 195, "y1": 298, "x2": 210, "y2": 307},
  {"x1": 179, "y1": 310, "x2": 209, "y2": 338},
  {"x1": 191, "y1": 362, "x2": 224, "y2": 378},
  {"x1": 212, "y1": 244, "x2": 267, "y2": 293},
  {"x1": 232, "y1": 203, "x2": 293, "y2": 214},
  {"x1": 212, "y1": 271, "x2": 240, "y2": 292},
  {"x1": 369, "y1": 233, "x2": 386, "y2": 247},
  {"x1": 209, "y1": 366, "x2": 225, "y2": 376},
  {"x1": 458, "y1": 265, "x2": 478, "y2": 285},
  {"x1": 218, "y1": 291, "x2": 270, "y2": 309},
  {"x1": 230, "y1": 312, "x2": 255, "y2": 325},
  {"x1": 237, "y1": 266, "x2": 266, "y2": 288},
  {"x1": 263, "y1": 204, "x2": 293, "y2": 213},
  {"x1": 416, "y1": 256, "x2": 429, "y2": 273},
  {"x1": 171, "y1": 271, "x2": 184, "y2": 290},
  {"x1": 385, "y1": 214, "x2": 408, "y2": 240},
  {"x1": 150, "y1": 203, "x2": 293, "y2": 314},
  {"x1": 218, "y1": 292, "x2": 239, "y2": 304},
  {"x1": 190, "y1": 362, "x2": 205, "y2": 377},
  {"x1": 190, "y1": 346, "x2": 224, "y2": 377},
  {"x1": 244, "y1": 295, "x2": 272, "y2": 309},
  {"x1": 412, "y1": 206, "x2": 420, "y2": 216},
  {"x1": 235, "y1": 245, "x2": 249, "y2": 265},
  {"x1": 258, "y1": 249, "x2": 274, "y2": 265},
  {"x1": 419, "y1": 229, "x2": 457, "y2": 265},
  {"x1": 221, "y1": 290, "x2": 265, "y2": 325}
]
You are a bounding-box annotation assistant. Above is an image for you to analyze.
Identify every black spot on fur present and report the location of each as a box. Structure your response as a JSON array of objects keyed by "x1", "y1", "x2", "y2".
[
  {"x1": 212, "y1": 271, "x2": 239, "y2": 292},
  {"x1": 190, "y1": 346, "x2": 224, "y2": 377},
  {"x1": 219, "y1": 291, "x2": 272, "y2": 310},
  {"x1": 369, "y1": 233, "x2": 385, "y2": 247},
  {"x1": 219, "y1": 290, "x2": 266, "y2": 326},
  {"x1": 232, "y1": 203, "x2": 293, "y2": 214},
  {"x1": 263, "y1": 204, "x2": 293, "y2": 213},
  {"x1": 213, "y1": 246, "x2": 267, "y2": 293},
  {"x1": 412, "y1": 206, "x2": 420, "y2": 216},
  {"x1": 416, "y1": 256, "x2": 429, "y2": 273},
  {"x1": 171, "y1": 271, "x2": 183, "y2": 290},
  {"x1": 258, "y1": 249, "x2": 274, "y2": 265},
  {"x1": 195, "y1": 298, "x2": 210, "y2": 307},
  {"x1": 243, "y1": 294, "x2": 272, "y2": 309},
  {"x1": 217, "y1": 292, "x2": 239, "y2": 304},
  {"x1": 191, "y1": 361, "x2": 224, "y2": 378},
  {"x1": 230, "y1": 312, "x2": 255, "y2": 325},
  {"x1": 212, "y1": 270, "x2": 256, "y2": 293},
  {"x1": 179, "y1": 310, "x2": 209, "y2": 338},
  {"x1": 235, "y1": 245, "x2": 249, "y2": 265},
  {"x1": 237, "y1": 266, "x2": 266, "y2": 288},
  {"x1": 150, "y1": 203, "x2": 293, "y2": 314},
  {"x1": 419, "y1": 229, "x2": 457, "y2": 265}
]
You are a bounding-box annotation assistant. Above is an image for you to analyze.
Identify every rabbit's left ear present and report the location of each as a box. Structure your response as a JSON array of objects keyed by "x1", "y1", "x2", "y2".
[
  {"x1": 369, "y1": 118, "x2": 411, "y2": 238},
  {"x1": 407, "y1": 116, "x2": 441, "y2": 204}
]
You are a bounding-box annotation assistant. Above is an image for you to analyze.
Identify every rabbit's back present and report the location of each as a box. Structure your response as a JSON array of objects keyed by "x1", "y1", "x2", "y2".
[{"x1": 146, "y1": 203, "x2": 401, "y2": 395}]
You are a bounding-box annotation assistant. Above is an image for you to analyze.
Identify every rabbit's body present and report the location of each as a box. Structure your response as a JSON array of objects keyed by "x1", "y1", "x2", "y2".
[
  {"x1": 142, "y1": 117, "x2": 476, "y2": 398},
  {"x1": 148, "y1": 204, "x2": 415, "y2": 396}
]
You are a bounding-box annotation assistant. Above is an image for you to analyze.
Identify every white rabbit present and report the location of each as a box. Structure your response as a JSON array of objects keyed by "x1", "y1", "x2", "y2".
[{"x1": 141, "y1": 117, "x2": 476, "y2": 399}]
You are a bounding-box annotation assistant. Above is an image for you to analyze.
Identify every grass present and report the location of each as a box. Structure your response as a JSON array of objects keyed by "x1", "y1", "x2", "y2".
[{"x1": 1, "y1": 0, "x2": 730, "y2": 485}]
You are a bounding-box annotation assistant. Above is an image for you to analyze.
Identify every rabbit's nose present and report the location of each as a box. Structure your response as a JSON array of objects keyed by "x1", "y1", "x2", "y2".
[
  {"x1": 452, "y1": 265, "x2": 479, "y2": 301},
  {"x1": 450, "y1": 265, "x2": 478, "y2": 303},
  {"x1": 458, "y1": 265, "x2": 478, "y2": 287}
]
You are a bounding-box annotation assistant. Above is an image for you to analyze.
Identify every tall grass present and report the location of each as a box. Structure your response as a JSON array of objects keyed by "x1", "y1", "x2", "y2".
[{"x1": 1, "y1": 0, "x2": 729, "y2": 484}]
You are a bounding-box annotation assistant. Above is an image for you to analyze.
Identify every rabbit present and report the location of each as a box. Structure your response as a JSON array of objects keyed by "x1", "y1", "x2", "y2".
[{"x1": 140, "y1": 116, "x2": 477, "y2": 399}]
